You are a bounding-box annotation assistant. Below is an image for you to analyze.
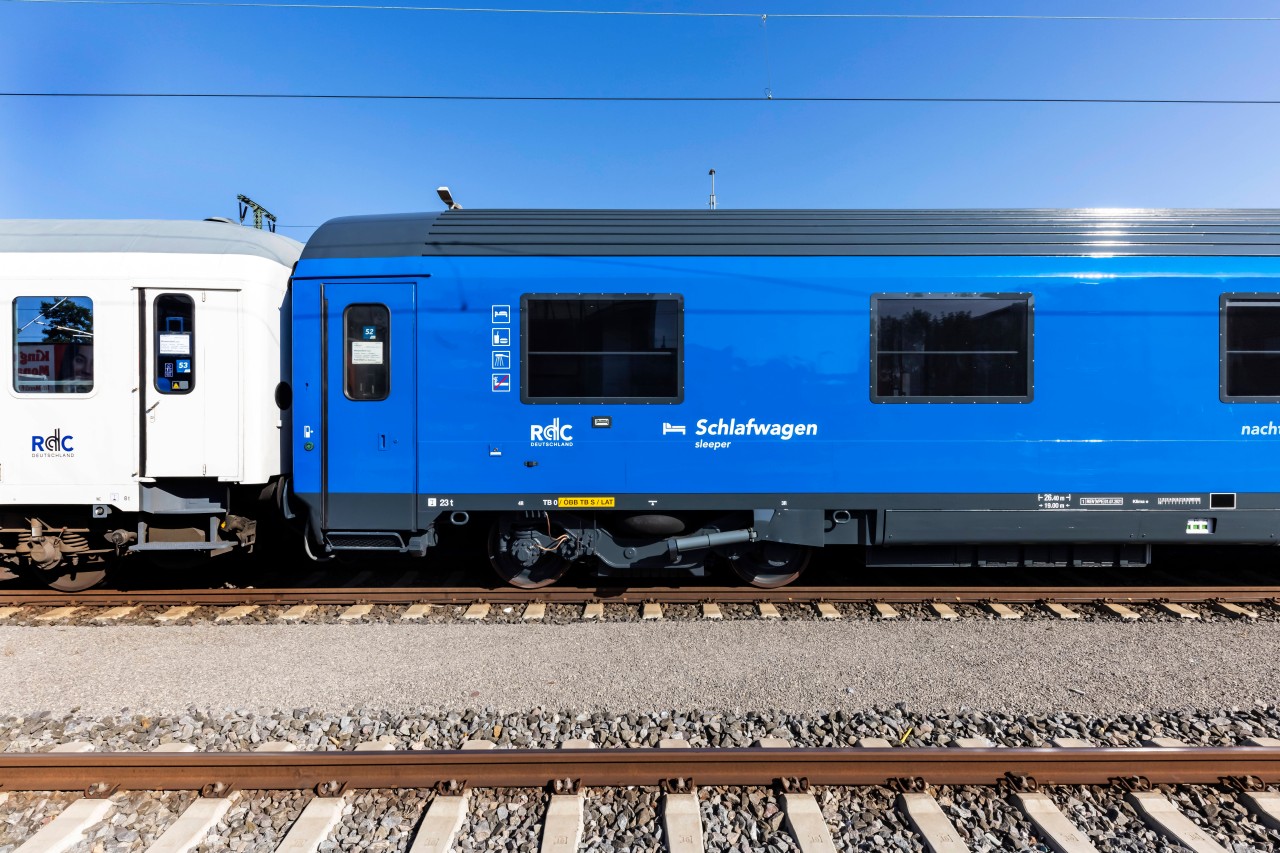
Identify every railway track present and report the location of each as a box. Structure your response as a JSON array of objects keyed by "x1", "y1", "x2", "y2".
[
  {"x1": 2, "y1": 740, "x2": 1279, "y2": 852},
  {"x1": 0, "y1": 585, "x2": 1275, "y2": 625}
]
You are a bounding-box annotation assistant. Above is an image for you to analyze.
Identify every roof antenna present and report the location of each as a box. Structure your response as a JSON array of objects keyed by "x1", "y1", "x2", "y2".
[
  {"x1": 436, "y1": 187, "x2": 463, "y2": 210},
  {"x1": 708, "y1": 169, "x2": 717, "y2": 211}
]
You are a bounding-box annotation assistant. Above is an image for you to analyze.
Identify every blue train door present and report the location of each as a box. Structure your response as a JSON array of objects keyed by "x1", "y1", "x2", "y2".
[{"x1": 322, "y1": 282, "x2": 417, "y2": 532}]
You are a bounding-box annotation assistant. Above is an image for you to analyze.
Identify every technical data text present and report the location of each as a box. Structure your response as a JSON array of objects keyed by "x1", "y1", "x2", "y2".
[{"x1": 555, "y1": 497, "x2": 616, "y2": 508}]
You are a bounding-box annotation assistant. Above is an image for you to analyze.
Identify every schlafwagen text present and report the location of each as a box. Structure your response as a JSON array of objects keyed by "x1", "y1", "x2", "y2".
[{"x1": 695, "y1": 418, "x2": 818, "y2": 440}]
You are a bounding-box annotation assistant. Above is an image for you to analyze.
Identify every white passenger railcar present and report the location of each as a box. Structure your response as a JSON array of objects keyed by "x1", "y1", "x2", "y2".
[{"x1": 0, "y1": 219, "x2": 301, "y2": 589}]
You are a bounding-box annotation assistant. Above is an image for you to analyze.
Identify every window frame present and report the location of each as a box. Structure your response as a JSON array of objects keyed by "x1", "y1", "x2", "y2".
[
  {"x1": 343, "y1": 303, "x2": 392, "y2": 402},
  {"x1": 1220, "y1": 292, "x2": 1280, "y2": 403},
  {"x1": 12, "y1": 295, "x2": 95, "y2": 395},
  {"x1": 520, "y1": 292, "x2": 685, "y2": 405},
  {"x1": 870, "y1": 292, "x2": 1035, "y2": 404},
  {"x1": 153, "y1": 293, "x2": 196, "y2": 395}
]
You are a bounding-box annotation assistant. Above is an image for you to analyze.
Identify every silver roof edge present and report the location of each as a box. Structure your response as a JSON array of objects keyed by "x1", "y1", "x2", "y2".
[{"x1": 0, "y1": 219, "x2": 303, "y2": 266}]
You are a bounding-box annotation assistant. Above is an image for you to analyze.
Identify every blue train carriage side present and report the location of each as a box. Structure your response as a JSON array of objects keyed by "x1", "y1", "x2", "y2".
[
  {"x1": 289, "y1": 209, "x2": 1280, "y2": 588},
  {"x1": 1, "y1": 219, "x2": 301, "y2": 590}
]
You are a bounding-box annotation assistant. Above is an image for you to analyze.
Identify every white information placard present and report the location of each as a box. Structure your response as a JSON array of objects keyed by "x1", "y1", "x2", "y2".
[
  {"x1": 351, "y1": 341, "x2": 384, "y2": 365},
  {"x1": 158, "y1": 333, "x2": 191, "y2": 355}
]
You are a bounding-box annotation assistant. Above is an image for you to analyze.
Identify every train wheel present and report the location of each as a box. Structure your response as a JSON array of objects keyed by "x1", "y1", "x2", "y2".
[
  {"x1": 728, "y1": 541, "x2": 811, "y2": 588},
  {"x1": 487, "y1": 520, "x2": 570, "y2": 589},
  {"x1": 46, "y1": 568, "x2": 107, "y2": 592}
]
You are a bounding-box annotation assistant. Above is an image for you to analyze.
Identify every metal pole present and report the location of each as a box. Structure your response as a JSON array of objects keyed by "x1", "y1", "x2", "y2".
[{"x1": 236, "y1": 195, "x2": 278, "y2": 232}]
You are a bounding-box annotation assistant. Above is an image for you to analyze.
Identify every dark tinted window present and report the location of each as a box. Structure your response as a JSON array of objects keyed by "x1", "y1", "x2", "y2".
[
  {"x1": 154, "y1": 294, "x2": 195, "y2": 394},
  {"x1": 1223, "y1": 296, "x2": 1280, "y2": 400},
  {"x1": 523, "y1": 295, "x2": 682, "y2": 402},
  {"x1": 13, "y1": 295, "x2": 94, "y2": 394},
  {"x1": 344, "y1": 304, "x2": 390, "y2": 401},
  {"x1": 873, "y1": 295, "x2": 1032, "y2": 402}
]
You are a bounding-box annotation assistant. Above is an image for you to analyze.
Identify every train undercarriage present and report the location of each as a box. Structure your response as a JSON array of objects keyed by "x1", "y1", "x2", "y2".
[
  {"x1": 8, "y1": 498, "x2": 1270, "y2": 592},
  {"x1": 479, "y1": 509, "x2": 1167, "y2": 589},
  {"x1": 0, "y1": 500, "x2": 266, "y2": 591},
  {"x1": 308, "y1": 506, "x2": 1181, "y2": 590},
  {"x1": 485, "y1": 510, "x2": 815, "y2": 589}
]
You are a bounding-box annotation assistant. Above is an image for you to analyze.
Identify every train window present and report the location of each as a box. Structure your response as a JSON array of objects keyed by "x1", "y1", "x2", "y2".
[
  {"x1": 154, "y1": 294, "x2": 195, "y2": 395},
  {"x1": 871, "y1": 294, "x2": 1033, "y2": 403},
  {"x1": 521, "y1": 294, "x2": 683, "y2": 403},
  {"x1": 1221, "y1": 295, "x2": 1280, "y2": 401},
  {"x1": 12, "y1": 296, "x2": 95, "y2": 394},
  {"x1": 344, "y1": 304, "x2": 390, "y2": 401}
]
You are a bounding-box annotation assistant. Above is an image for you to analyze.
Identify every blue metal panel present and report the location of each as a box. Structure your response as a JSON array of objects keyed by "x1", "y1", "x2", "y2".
[
  {"x1": 290, "y1": 277, "x2": 324, "y2": 502},
  {"x1": 322, "y1": 282, "x2": 417, "y2": 527},
  {"x1": 291, "y1": 253, "x2": 1280, "y2": 506}
]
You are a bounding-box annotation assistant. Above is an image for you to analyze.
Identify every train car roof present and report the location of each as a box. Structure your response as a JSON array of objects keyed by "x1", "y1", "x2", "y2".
[
  {"x1": 0, "y1": 219, "x2": 302, "y2": 265},
  {"x1": 302, "y1": 208, "x2": 1280, "y2": 258}
]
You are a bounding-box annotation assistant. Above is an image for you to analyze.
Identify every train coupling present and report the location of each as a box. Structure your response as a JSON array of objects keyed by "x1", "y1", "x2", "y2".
[
  {"x1": 219, "y1": 515, "x2": 257, "y2": 549},
  {"x1": 665, "y1": 528, "x2": 756, "y2": 560}
]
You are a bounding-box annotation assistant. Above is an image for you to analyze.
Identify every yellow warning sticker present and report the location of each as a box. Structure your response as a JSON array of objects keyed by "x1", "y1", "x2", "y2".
[{"x1": 557, "y1": 497, "x2": 616, "y2": 508}]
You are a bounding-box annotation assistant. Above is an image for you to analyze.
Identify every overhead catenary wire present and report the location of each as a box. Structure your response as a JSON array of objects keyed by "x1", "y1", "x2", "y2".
[
  {"x1": 3, "y1": 0, "x2": 1280, "y2": 20},
  {"x1": 5, "y1": 92, "x2": 1280, "y2": 104}
]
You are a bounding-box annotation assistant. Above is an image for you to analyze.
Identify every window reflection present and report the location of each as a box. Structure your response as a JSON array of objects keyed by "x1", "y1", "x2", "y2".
[
  {"x1": 524, "y1": 296, "x2": 682, "y2": 402},
  {"x1": 1223, "y1": 297, "x2": 1280, "y2": 399},
  {"x1": 12, "y1": 296, "x2": 94, "y2": 393},
  {"x1": 874, "y1": 296, "x2": 1031, "y2": 401}
]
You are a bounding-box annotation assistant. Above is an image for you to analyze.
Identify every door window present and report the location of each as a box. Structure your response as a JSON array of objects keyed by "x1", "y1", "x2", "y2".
[
  {"x1": 344, "y1": 304, "x2": 390, "y2": 401},
  {"x1": 154, "y1": 294, "x2": 195, "y2": 394}
]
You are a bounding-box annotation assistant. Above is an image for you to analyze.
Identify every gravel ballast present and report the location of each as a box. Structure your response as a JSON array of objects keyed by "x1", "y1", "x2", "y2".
[
  {"x1": 5, "y1": 706, "x2": 1280, "y2": 753},
  {"x1": 1, "y1": 708, "x2": 1280, "y2": 852},
  {"x1": 2, "y1": 612, "x2": 1280, "y2": 850}
]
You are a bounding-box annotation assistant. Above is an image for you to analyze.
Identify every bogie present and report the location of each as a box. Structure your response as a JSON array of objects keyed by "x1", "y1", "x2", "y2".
[{"x1": 487, "y1": 516, "x2": 571, "y2": 589}]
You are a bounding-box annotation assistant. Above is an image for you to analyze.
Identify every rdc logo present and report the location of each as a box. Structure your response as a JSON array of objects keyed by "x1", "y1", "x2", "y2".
[
  {"x1": 32, "y1": 429, "x2": 74, "y2": 453},
  {"x1": 530, "y1": 418, "x2": 573, "y2": 443}
]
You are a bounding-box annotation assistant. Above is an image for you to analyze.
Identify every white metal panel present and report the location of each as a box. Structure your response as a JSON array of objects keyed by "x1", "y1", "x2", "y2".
[
  {"x1": 230, "y1": 256, "x2": 291, "y2": 485},
  {"x1": 1, "y1": 275, "x2": 140, "y2": 509},
  {"x1": 142, "y1": 287, "x2": 241, "y2": 479}
]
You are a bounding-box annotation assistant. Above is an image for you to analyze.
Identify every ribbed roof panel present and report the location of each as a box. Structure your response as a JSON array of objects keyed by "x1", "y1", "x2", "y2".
[{"x1": 301, "y1": 209, "x2": 1280, "y2": 259}]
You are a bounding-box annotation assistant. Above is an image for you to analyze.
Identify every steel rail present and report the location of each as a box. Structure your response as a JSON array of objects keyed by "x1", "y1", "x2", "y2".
[
  {"x1": 1, "y1": 747, "x2": 1278, "y2": 792},
  {"x1": 1, "y1": 585, "x2": 1278, "y2": 607}
]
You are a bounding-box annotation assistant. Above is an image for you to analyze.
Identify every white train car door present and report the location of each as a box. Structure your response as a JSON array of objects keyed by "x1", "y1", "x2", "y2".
[{"x1": 141, "y1": 288, "x2": 241, "y2": 479}]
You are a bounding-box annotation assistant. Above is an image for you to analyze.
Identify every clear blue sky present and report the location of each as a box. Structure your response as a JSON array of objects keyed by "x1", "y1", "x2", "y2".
[{"x1": 3, "y1": 0, "x2": 1280, "y2": 242}]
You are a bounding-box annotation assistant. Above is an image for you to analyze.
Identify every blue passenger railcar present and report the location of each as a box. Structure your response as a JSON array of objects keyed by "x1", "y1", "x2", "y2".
[{"x1": 289, "y1": 210, "x2": 1280, "y2": 586}]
